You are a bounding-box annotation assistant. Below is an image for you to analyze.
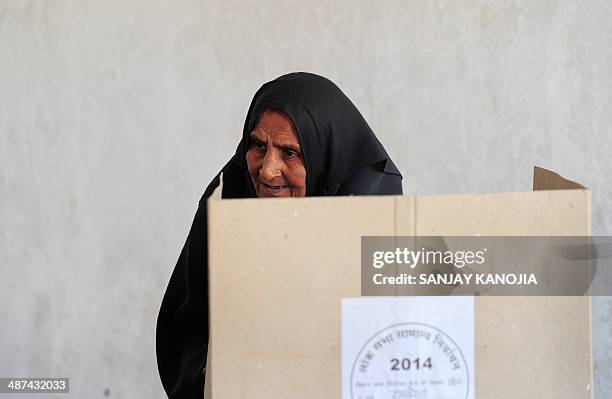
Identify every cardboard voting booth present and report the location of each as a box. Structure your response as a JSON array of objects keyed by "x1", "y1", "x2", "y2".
[{"x1": 205, "y1": 167, "x2": 592, "y2": 399}]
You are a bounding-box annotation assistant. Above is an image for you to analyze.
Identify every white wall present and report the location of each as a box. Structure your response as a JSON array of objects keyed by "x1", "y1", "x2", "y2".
[{"x1": 1, "y1": 0, "x2": 610, "y2": 397}]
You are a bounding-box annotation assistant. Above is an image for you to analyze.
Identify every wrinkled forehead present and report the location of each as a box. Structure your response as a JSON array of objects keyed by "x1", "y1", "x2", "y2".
[{"x1": 250, "y1": 110, "x2": 301, "y2": 144}]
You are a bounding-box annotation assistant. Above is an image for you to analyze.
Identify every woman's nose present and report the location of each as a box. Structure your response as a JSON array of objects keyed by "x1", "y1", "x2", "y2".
[{"x1": 260, "y1": 149, "x2": 282, "y2": 180}]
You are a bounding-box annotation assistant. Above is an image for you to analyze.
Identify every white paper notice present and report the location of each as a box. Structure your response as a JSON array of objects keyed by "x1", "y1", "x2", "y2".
[{"x1": 342, "y1": 297, "x2": 474, "y2": 399}]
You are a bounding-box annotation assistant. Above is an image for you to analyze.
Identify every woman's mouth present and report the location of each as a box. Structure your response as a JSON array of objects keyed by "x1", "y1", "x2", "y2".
[{"x1": 259, "y1": 182, "x2": 291, "y2": 196}]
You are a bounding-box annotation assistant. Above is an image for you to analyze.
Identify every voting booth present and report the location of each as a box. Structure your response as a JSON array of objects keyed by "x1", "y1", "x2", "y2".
[{"x1": 205, "y1": 167, "x2": 592, "y2": 399}]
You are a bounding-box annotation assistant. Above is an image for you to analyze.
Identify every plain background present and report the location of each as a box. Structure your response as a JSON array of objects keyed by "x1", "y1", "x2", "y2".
[{"x1": 1, "y1": 0, "x2": 610, "y2": 397}]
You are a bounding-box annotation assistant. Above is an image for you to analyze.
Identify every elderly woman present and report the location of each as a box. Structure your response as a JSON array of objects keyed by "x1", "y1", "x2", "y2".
[{"x1": 156, "y1": 72, "x2": 402, "y2": 398}]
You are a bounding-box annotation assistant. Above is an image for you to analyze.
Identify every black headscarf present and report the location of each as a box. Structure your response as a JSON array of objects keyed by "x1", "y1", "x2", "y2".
[{"x1": 156, "y1": 72, "x2": 402, "y2": 398}]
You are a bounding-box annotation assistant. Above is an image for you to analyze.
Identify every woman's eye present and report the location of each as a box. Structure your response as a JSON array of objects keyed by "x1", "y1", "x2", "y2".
[
  {"x1": 251, "y1": 141, "x2": 265, "y2": 151},
  {"x1": 283, "y1": 149, "x2": 298, "y2": 157}
]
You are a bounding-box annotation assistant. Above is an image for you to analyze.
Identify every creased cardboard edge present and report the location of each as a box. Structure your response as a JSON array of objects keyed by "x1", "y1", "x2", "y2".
[
  {"x1": 209, "y1": 172, "x2": 223, "y2": 201},
  {"x1": 205, "y1": 172, "x2": 222, "y2": 398},
  {"x1": 534, "y1": 166, "x2": 593, "y2": 398},
  {"x1": 203, "y1": 347, "x2": 211, "y2": 399}
]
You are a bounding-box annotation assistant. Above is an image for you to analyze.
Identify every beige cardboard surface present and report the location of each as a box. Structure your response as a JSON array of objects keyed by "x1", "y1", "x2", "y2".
[{"x1": 208, "y1": 170, "x2": 592, "y2": 399}]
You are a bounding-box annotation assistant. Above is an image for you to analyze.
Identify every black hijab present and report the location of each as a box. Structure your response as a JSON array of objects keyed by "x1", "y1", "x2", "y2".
[{"x1": 156, "y1": 72, "x2": 402, "y2": 398}]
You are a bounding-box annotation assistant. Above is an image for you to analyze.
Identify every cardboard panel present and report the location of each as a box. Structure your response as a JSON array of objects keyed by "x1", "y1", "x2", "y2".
[
  {"x1": 414, "y1": 190, "x2": 592, "y2": 398},
  {"x1": 415, "y1": 190, "x2": 590, "y2": 236},
  {"x1": 475, "y1": 296, "x2": 591, "y2": 398},
  {"x1": 533, "y1": 165, "x2": 586, "y2": 191},
  {"x1": 208, "y1": 170, "x2": 592, "y2": 399},
  {"x1": 208, "y1": 196, "x2": 395, "y2": 398}
]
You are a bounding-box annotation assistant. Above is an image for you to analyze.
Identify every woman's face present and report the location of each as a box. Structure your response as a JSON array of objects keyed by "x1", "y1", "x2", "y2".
[{"x1": 246, "y1": 110, "x2": 307, "y2": 197}]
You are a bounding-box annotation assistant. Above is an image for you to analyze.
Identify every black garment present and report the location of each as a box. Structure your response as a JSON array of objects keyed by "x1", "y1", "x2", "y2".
[{"x1": 156, "y1": 72, "x2": 403, "y2": 398}]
